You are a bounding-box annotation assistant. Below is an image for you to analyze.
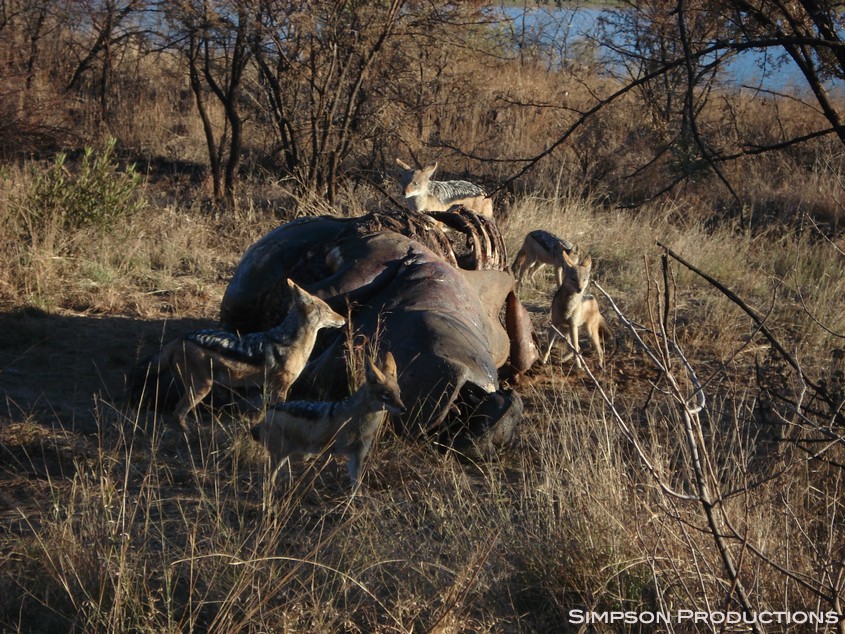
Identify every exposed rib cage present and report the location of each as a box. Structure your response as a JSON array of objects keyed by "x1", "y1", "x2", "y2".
[
  {"x1": 337, "y1": 207, "x2": 506, "y2": 271},
  {"x1": 428, "y1": 206, "x2": 507, "y2": 271}
]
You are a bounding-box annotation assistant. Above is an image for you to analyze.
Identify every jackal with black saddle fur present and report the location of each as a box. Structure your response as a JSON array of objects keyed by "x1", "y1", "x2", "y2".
[
  {"x1": 251, "y1": 352, "x2": 405, "y2": 493},
  {"x1": 157, "y1": 279, "x2": 346, "y2": 432}
]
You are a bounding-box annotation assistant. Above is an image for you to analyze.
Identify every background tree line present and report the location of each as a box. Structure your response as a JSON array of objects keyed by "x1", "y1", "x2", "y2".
[{"x1": 0, "y1": 0, "x2": 842, "y2": 225}]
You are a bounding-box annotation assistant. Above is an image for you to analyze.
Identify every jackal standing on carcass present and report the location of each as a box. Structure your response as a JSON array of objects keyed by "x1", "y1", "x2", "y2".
[
  {"x1": 395, "y1": 158, "x2": 493, "y2": 218},
  {"x1": 543, "y1": 255, "x2": 610, "y2": 369},
  {"x1": 251, "y1": 352, "x2": 406, "y2": 493},
  {"x1": 512, "y1": 229, "x2": 578, "y2": 291},
  {"x1": 156, "y1": 279, "x2": 346, "y2": 432}
]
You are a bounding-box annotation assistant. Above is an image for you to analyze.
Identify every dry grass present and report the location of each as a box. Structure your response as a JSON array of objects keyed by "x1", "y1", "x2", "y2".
[
  {"x1": 1, "y1": 173, "x2": 843, "y2": 630},
  {"x1": 1, "y1": 10, "x2": 844, "y2": 630}
]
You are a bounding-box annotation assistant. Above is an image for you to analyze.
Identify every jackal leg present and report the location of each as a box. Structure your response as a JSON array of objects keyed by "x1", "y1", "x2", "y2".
[
  {"x1": 525, "y1": 261, "x2": 542, "y2": 284},
  {"x1": 347, "y1": 453, "x2": 362, "y2": 494},
  {"x1": 264, "y1": 372, "x2": 292, "y2": 406},
  {"x1": 173, "y1": 371, "x2": 214, "y2": 432},
  {"x1": 169, "y1": 345, "x2": 215, "y2": 432},
  {"x1": 513, "y1": 250, "x2": 527, "y2": 290},
  {"x1": 269, "y1": 452, "x2": 292, "y2": 485},
  {"x1": 347, "y1": 440, "x2": 373, "y2": 494},
  {"x1": 585, "y1": 319, "x2": 604, "y2": 369},
  {"x1": 543, "y1": 325, "x2": 558, "y2": 364},
  {"x1": 561, "y1": 321, "x2": 580, "y2": 368}
]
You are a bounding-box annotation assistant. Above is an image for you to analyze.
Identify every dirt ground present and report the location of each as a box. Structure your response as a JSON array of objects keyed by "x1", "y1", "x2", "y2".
[
  {"x1": 1, "y1": 309, "x2": 198, "y2": 429},
  {"x1": 0, "y1": 305, "x2": 212, "y2": 519}
]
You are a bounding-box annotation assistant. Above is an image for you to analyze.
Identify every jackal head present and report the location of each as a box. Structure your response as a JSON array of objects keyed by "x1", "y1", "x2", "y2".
[
  {"x1": 287, "y1": 279, "x2": 346, "y2": 330},
  {"x1": 395, "y1": 158, "x2": 436, "y2": 199},
  {"x1": 364, "y1": 352, "x2": 406, "y2": 416},
  {"x1": 564, "y1": 254, "x2": 592, "y2": 294}
]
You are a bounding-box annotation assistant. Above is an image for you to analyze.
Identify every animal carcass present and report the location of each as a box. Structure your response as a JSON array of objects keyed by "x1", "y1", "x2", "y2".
[{"x1": 220, "y1": 208, "x2": 537, "y2": 454}]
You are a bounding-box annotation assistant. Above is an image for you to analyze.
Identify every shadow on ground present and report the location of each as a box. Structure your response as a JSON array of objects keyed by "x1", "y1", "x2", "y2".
[
  {"x1": 0, "y1": 306, "x2": 214, "y2": 434},
  {"x1": 0, "y1": 307, "x2": 223, "y2": 538}
]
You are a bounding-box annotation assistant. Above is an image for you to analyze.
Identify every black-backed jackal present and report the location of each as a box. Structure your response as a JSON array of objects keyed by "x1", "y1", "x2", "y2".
[
  {"x1": 542, "y1": 255, "x2": 610, "y2": 369},
  {"x1": 395, "y1": 158, "x2": 493, "y2": 218},
  {"x1": 251, "y1": 352, "x2": 406, "y2": 493},
  {"x1": 512, "y1": 229, "x2": 578, "y2": 291},
  {"x1": 157, "y1": 279, "x2": 346, "y2": 432}
]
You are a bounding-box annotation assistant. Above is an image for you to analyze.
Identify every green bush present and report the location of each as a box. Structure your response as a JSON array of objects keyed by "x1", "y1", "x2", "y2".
[{"x1": 24, "y1": 138, "x2": 145, "y2": 236}]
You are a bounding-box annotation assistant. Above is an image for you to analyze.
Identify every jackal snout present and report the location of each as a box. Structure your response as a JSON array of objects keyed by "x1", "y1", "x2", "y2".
[
  {"x1": 565, "y1": 254, "x2": 592, "y2": 293},
  {"x1": 374, "y1": 388, "x2": 406, "y2": 416},
  {"x1": 396, "y1": 160, "x2": 431, "y2": 199},
  {"x1": 292, "y1": 281, "x2": 346, "y2": 330}
]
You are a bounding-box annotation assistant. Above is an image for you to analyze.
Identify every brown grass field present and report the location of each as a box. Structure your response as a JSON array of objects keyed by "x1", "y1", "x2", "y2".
[
  {"x1": 2, "y1": 184, "x2": 844, "y2": 631},
  {"x1": 1, "y1": 3, "x2": 844, "y2": 631}
]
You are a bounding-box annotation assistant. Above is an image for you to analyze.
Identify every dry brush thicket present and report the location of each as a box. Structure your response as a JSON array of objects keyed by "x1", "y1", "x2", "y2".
[{"x1": 1, "y1": 1, "x2": 844, "y2": 632}]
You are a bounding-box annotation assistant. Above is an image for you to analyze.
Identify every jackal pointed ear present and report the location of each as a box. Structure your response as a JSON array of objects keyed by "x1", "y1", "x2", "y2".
[
  {"x1": 381, "y1": 351, "x2": 397, "y2": 377},
  {"x1": 396, "y1": 158, "x2": 411, "y2": 170},
  {"x1": 365, "y1": 356, "x2": 385, "y2": 383},
  {"x1": 562, "y1": 250, "x2": 579, "y2": 268},
  {"x1": 581, "y1": 254, "x2": 593, "y2": 269},
  {"x1": 423, "y1": 162, "x2": 437, "y2": 176},
  {"x1": 286, "y1": 278, "x2": 304, "y2": 303}
]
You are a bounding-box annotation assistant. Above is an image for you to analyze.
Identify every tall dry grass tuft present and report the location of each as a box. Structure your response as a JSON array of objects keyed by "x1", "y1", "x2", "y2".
[{"x1": 496, "y1": 382, "x2": 644, "y2": 628}]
